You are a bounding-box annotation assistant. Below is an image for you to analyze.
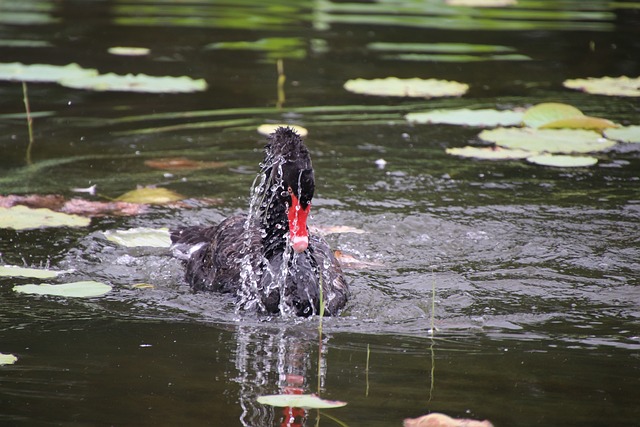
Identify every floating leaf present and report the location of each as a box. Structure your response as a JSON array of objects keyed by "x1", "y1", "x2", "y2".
[
  {"x1": 522, "y1": 103, "x2": 584, "y2": 128},
  {"x1": 0, "y1": 62, "x2": 97, "y2": 83},
  {"x1": 406, "y1": 108, "x2": 523, "y2": 127},
  {"x1": 0, "y1": 265, "x2": 73, "y2": 279},
  {"x1": 0, "y1": 205, "x2": 91, "y2": 230},
  {"x1": 257, "y1": 124, "x2": 308, "y2": 137},
  {"x1": 0, "y1": 353, "x2": 18, "y2": 366},
  {"x1": 540, "y1": 116, "x2": 617, "y2": 131},
  {"x1": 116, "y1": 187, "x2": 184, "y2": 204},
  {"x1": 257, "y1": 394, "x2": 347, "y2": 409},
  {"x1": 368, "y1": 42, "x2": 517, "y2": 54},
  {"x1": 526, "y1": 154, "x2": 598, "y2": 167},
  {"x1": 404, "y1": 412, "x2": 494, "y2": 427},
  {"x1": 445, "y1": 146, "x2": 533, "y2": 159},
  {"x1": 334, "y1": 250, "x2": 383, "y2": 269},
  {"x1": 563, "y1": 76, "x2": 640, "y2": 97},
  {"x1": 103, "y1": 227, "x2": 172, "y2": 248},
  {"x1": 446, "y1": 0, "x2": 515, "y2": 6},
  {"x1": 479, "y1": 128, "x2": 616, "y2": 153},
  {"x1": 604, "y1": 125, "x2": 640, "y2": 143},
  {"x1": 343, "y1": 77, "x2": 468, "y2": 98},
  {"x1": 59, "y1": 72, "x2": 207, "y2": 93},
  {"x1": 144, "y1": 157, "x2": 226, "y2": 171},
  {"x1": 13, "y1": 281, "x2": 112, "y2": 298},
  {"x1": 131, "y1": 283, "x2": 155, "y2": 289},
  {"x1": 205, "y1": 37, "x2": 306, "y2": 61},
  {"x1": 107, "y1": 46, "x2": 150, "y2": 56}
]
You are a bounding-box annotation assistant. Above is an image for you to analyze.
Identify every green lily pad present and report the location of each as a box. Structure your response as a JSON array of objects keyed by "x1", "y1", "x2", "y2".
[
  {"x1": 406, "y1": 108, "x2": 523, "y2": 127},
  {"x1": 13, "y1": 281, "x2": 112, "y2": 298},
  {"x1": 257, "y1": 394, "x2": 347, "y2": 409},
  {"x1": 526, "y1": 154, "x2": 598, "y2": 167},
  {"x1": 205, "y1": 37, "x2": 306, "y2": 61},
  {"x1": 116, "y1": 187, "x2": 184, "y2": 204},
  {"x1": 446, "y1": 146, "x2": 533, "y2": 159},
  {"x1": 0, "y1": 265, "x2": 73, "y2": 279},
  {"x1": 522, "y1": 103, "x2": 584, "y2": 128},
  {"x1": 0, "y1": 205, "x2": 91, "y2": 230},
  {"x1": 59, "y1": 72, "x2": 208, "y2": 93},
  {"x1": 604, "y1": 125, "x2": 640, "y2": 143},
  {"x1": 343, "y1": 77, "x2": 469, "y2": 98},
  {"x1": 563, "y1": 76, "x2": 640, "y2": 97},
  {"x1": 0, "y1": 62, "x2": 97, "y2": 83},
  {"x1": 479, "y1": 128, "x2": 616, "y2": 153},
  {"x1": 0, "y1": 353, "x2": 18, "y2": 366},
  {"x1": 447, "y1": 0, "x2": 517, "y2": 5},
  {"x1": 103, "y1": 227, "x2": 172, "y2": 248}
]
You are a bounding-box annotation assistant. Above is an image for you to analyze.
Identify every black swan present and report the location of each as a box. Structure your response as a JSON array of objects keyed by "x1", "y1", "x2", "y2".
[{"x1": 171, "y1": 127, "x2": 348, "y2": 317}]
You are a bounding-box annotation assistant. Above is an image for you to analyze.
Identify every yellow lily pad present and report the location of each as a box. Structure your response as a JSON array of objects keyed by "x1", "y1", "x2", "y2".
[
  {"x1": 116, "y1": 187, "x2": 184, "y2": 204},
  {"x1": 0, "y1": 205, "x2": 91, "y2": 230},
  {"x1": 343, "y1": 77, "x2": 469, "y2": 98},
  {"x1": 526, "y1": 154, "x2": 598, "y2": 167},
  {"x1": 13, "y1": 281, "x2": 112, "y2": 298},
  {"x1": 446, "y1": 146, "x2": 533, "y2": 159},
  {"x1": 257, "y1": 124, "x2": 308, "y2": 137},
  {"x1": 540, "y1": 116, "x2": 618, "y2": 131},
  {"x1": 479, "y1": 128, "x2": 616, "y2": 153},
  {"x1": 107, "y1": 46, "x2": 150, "y2": 56},
  {"x1": 522, "y1": 102, "x2": 584, "y2": 128},
  {"x1": 563, "y1": 75, "x2": 640, "y2": 97}
]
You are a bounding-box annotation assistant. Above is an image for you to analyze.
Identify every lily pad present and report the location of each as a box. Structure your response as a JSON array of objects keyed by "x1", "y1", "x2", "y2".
[
  {"x1": 0, "y1": 62, "x2": 97, "y2": 83},
  {"x1": 406, "y1": 108, "x2": 523, "y2": 127},
  {"x1": 563, "y1": 76, "x2": 640, "y2": 97},
  {"x1": 479, "y1": 128, "x2": 616, "y2": 153},
  {"x1": 446, "y1": 0, "x2": 516, "y2": 6},
  {"x1": 107, "y1": 46, "x2": 150, "y2": 56},
  {"x1": 343, "y1": 77, "x2": 469, "y2": 98},
  {"x1": 522, "y1": 103, "x2": 584, "y2": 128},
  {"x1": 0, "y1": 353, "x2": 18, "y2": 366},
  {"x1": 116, "y1": 187, "x2": 184, "y2": 204},
  {"x1": 0, "y1": 265, "x2": 73, "y2": 279},
  {"x1": 604, "y1": 125, "x2": 640, "y2": 143},
  {"x1": 103, "y1": 227, "x2": 172, "y2": 248},
  {"x1": 0, "y1": 205, "x2": 91, "y2": 230},
  {"x1": 59, "y1": 72, "x2": 207, "y2": 93},
  {"x1": 540, "y1": 116, "x2": 617, "y2": 131},
  {"x1": 257, "y1": 124, "x2": 308, "y2": 137},
  {"x1": 445, "y1": 146, "x2": 533, "y2": 159},
  {"x1": 13, "y1": 281, "x2": 112, "y2": 298},
  {"x1": 257, "y1": 394, "x2": 347, "y2": 409},
  {"x1": 526, "y1": 154, "x2": 598, "y2": 167}
]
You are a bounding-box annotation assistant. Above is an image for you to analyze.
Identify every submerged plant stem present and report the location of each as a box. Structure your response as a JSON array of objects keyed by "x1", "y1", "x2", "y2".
[
  {"x1": 22, "y1": 81, "x2": 34, "y2": 165},
  {"x1": 276, "y1": 58, "x2": 286, "y2": 109}
]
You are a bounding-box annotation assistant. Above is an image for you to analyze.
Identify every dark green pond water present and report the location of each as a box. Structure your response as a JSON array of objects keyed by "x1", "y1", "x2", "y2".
[{"x1": 1, "y1": 1, "x2": 639, "y2": 426}]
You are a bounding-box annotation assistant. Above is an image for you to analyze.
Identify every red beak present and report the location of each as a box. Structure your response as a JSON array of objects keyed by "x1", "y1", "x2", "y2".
[{"x1": 287, "y1": 192, "x2": 310, "y2": 253}]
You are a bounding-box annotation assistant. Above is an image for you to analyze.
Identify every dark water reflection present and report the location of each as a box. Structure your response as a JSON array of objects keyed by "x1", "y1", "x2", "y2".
[{"x1": 1, "y1": 0, "x2": 640, "y2": 425}]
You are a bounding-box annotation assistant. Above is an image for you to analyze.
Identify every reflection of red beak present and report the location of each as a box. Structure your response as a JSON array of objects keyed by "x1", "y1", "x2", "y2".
[{"x1": 287, "y1": 193, "x2": 310, "y2": 253}]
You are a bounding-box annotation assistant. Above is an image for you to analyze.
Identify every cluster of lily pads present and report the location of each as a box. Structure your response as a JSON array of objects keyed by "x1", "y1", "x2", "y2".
[
  {"x1": 0, "y1": 62, "x2": 206, "y2": 93},
  {"x1": 342, "y1": 76, "x2": 638, "y2": 167},
  {"x1": 408, "y1": 102, "x2": 638, "y2": 167}
]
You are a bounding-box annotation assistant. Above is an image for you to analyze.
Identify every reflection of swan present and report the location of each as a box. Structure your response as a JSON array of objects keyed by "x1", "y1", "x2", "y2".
[{"x1": 233, "y1": 325, "x2": 327, "y2": 427}]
